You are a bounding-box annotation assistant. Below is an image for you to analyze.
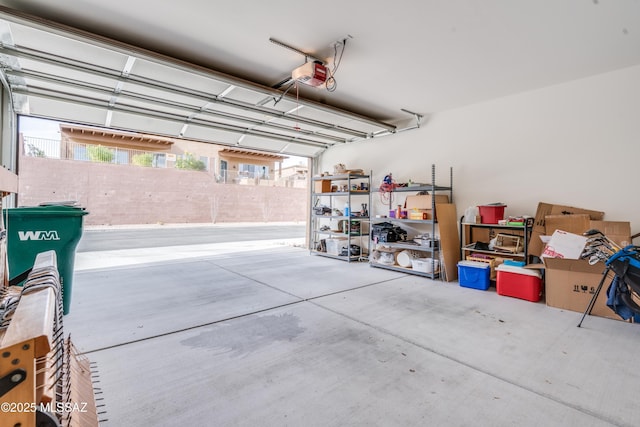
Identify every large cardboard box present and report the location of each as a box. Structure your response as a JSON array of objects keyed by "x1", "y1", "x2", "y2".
[
  {"x1": 405, "y1": 194, "x2": 449, "y2": 209},
  {"x1": 528, "y1": 202, "x2": 605, "y2": 257},
  {"x1": 543, "y1": 257, "x2": 620, "y2": 320},
  {"x1": 544, "y1": 214, "x2": 590, "y2": 236},
  {"x1": 589, "y1": 220, "x2": 633, "y2": 247}
]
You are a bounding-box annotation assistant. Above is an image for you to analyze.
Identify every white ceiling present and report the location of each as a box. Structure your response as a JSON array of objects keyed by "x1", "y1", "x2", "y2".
[{"x1": 0, "y1": 0, "x2": 639, "y2": 156}]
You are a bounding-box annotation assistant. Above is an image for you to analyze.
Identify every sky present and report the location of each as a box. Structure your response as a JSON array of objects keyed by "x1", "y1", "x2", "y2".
[
  {"x1": 19, "y1": 116, "x2": 62, "y2": 139},
  {"x1": 18, "y1": 116, "x2": 307, "y2": 167}
]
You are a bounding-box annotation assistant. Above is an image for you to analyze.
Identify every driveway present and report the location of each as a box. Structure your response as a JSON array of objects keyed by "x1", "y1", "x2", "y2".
[
  {"x1": 62, "y1": 223, "x2": 640, "y2": 427},
  {"x1": 77, "y1": 222, "x2": 307, "y2": 251}
]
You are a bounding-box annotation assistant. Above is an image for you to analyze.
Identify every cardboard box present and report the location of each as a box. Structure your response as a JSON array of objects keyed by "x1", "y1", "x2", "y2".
[
  {"x1": 408, "y1": 209, "x2": 432, "y2": 220},
  {"x1": 314, "y1": 180, "x2": 332, "y2": 193},
  {"x1": 543, "y1": 257, "x2": 620, "y2": 320},
  {"x1": 405, "y1": 195, "x2": 448, "y2": 220},
  {"x1": 528, "y1": 202, "x2": 605, "y2": 257},
  {"x1": 544, "y1": 214, "x2": 591, "y2": 236},
  {"x1": 405, "y1": 194, "x2": 449, "y2": 210},
  {"x1": 589, "y1": 220, "x2": 632, "y2": 247}
]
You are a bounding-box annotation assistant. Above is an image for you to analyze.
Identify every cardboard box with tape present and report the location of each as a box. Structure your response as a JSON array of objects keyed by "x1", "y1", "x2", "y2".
[{"x1": 543, "y1": 257, "x2": 619, "y2": 320}]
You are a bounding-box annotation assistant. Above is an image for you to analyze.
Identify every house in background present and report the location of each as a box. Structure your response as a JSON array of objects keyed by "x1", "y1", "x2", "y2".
[
  {"x1": 215, "y1": 147, "x2": 287, "y2": 184},
  {"x1": 279, "y1": 162, "x2": 308, "y2": 183},
  {"x1": 59, "y1": 124, "x2": 175, "y2": 168},
  {"x1": 25, "y1": 123, "x2": 293, "y2": 185},
  {"x1": 18, "y1": 121, "x2": 308, "y2": 224}
]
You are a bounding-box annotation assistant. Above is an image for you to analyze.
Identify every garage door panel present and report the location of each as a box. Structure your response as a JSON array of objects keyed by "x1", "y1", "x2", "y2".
[
  {"x1": 7, "y1": 21, "x2": 132, "y2": 72},
  {"x1": 26, "y1": 97, "x2": 109, "y2": 125},
  {"x1": 0, "y1": 12, "x2": 397, "y2": 159},
  {"x1": 109, "y1": 111, "x2": 185, "y2": 137},
  {"x1": 131, "y1": 58, "x2": 235, "y2": 96},
  {"x1": 181, "y1": 124, "x2": 243, "y2": 146}
]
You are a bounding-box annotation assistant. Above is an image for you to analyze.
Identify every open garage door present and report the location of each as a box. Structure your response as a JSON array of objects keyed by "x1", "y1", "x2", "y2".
[{"x1": 0, "y1": 8, "x2": 397, "y2": 159}]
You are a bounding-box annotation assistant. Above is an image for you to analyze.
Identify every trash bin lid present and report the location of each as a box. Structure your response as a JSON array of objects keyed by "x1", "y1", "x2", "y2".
[
  {"x1": 4, "y1": 204, "x2": 88, "y2": 216},
  {"x1": 38, "y1": 201, "x2": 81, "y2": 207}
]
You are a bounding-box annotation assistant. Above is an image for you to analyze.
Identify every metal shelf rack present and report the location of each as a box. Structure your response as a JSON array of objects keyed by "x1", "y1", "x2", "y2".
[
  {"x1": 370, "y1": 164, "x2": 453, "y2": 279},
  {"x1": 310, "y1": 172, "x2": 372, "y2": 262}
]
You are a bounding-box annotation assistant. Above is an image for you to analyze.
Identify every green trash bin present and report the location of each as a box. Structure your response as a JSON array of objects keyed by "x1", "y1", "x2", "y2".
[{"x1": 4, "y1": 204, "x2": 89, "y2": 315}]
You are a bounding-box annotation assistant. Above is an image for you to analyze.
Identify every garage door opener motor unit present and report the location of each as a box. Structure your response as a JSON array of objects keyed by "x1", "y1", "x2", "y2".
[{"x1": 292, "y1": 61, "x2": 328, "y2": 87}]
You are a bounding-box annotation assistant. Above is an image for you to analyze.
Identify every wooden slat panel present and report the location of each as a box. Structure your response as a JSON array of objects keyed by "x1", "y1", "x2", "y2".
[
  {"x1": 436, "y1": 203, "x2": 461, "y2": 282},
  {"x1": 1, "y1": 288, "x2": 55, "y2": 357}
]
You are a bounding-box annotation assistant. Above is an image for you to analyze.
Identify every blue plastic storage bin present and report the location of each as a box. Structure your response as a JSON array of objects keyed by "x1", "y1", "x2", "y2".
[{"x1": 458, "y1": 260, "x2": 491, "y2": 290}]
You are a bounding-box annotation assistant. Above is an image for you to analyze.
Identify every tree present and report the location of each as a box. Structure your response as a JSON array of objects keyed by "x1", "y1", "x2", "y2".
[
  {"x1": 87, "y1": 145, "x2": 114, "y2": 163},
  {"x1": 26, "y1": 144, "x2": 46, "y2": 157},
  {"x1": 175, "y1": 152, "x2": 206, "y2": 171},
  {"x1": 132, "y1": 152, "x2": 153, "y2": 167}
]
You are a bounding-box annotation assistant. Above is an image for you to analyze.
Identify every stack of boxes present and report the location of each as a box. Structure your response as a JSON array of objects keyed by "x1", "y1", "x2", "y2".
[
  {"x1": 456, "y1": 201, "x2": 633, "y2": 322},
  {"x1": 530, "y1": 203, "x2": 631, "y2": 321}
]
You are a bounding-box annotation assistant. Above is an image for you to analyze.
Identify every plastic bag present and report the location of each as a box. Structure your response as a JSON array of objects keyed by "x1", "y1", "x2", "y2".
[{"x1": 463, "y1": 206, "x2": 479, "y2": 223}]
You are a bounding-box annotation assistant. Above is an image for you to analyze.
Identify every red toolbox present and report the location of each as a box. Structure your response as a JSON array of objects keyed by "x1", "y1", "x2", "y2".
[{"x1": 495, "y1": 264, "x2": 542, "y2": 302}]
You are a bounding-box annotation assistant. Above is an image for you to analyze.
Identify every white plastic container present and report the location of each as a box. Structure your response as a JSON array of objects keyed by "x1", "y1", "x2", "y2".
[
  {"x1": 411, "y1": 258, "x2": 439, "y2": 273},
  {"x1": 325, "y1": 238, "x2": 348, "y2": 255}
]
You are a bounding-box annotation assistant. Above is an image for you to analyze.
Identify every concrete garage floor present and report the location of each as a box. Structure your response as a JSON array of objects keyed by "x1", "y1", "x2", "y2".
[{"x1": 64, "y1": 242, "x2": 640, "y2": 426}]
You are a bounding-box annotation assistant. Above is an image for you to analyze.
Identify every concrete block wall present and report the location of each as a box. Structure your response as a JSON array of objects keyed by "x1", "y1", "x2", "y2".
[{"x1": 16, "y1": 156, "x2": 307, "y2": 225}]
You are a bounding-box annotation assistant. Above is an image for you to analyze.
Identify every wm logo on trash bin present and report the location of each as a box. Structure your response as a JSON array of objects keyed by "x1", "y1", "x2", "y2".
[{"x1": 18, "y1": 230, "x2": 61, "y2": 241}]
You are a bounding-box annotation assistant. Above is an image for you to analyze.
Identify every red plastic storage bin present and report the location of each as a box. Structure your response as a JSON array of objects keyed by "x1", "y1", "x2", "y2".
[
  {"x1": 478, "y1": 204, "x2": 507, "y2": 224},
  {"x1": 495, "y1": 264, "x2": 542, "y2": 302}
]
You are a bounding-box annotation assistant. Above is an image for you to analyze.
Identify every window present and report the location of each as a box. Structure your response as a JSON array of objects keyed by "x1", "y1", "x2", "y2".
[
  {"x1": 239, "y1": 164, "x2": 269, "y2": 179},
  {"x1": 115, "y1": 149, "x2": 129, "y2": 165},
  {"x1": 73, "y1": 145, "x2": 88, "y2": 161},
  {"x1": 153, "y1": 153, "x2": 166, "y2": 168},
  {"x1": 201, "y1": 156, "x2": 209, "y2": 171}
]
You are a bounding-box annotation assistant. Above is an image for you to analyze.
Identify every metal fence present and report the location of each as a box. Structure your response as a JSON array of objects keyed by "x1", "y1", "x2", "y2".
[
  {"x1": 23, "y1": 137, "x2": 169, "y2": 167},
  {"x1": 22, "y1": 136, "x2": 307, "y2": 188}
]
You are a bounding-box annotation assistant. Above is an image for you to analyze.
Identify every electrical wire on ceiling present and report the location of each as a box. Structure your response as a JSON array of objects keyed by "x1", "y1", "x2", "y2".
[
  {"x1": 326, "y1": 37, "x2": 349, "y2": 92},
  {"x1": 272, "y1": 81, "x2": 296, "y2": 106}
]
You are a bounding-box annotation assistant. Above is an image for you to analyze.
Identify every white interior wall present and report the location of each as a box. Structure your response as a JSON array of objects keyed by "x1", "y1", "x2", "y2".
[{"x1": 318, "y1": 64, "x2": 640, "y2": 234}]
